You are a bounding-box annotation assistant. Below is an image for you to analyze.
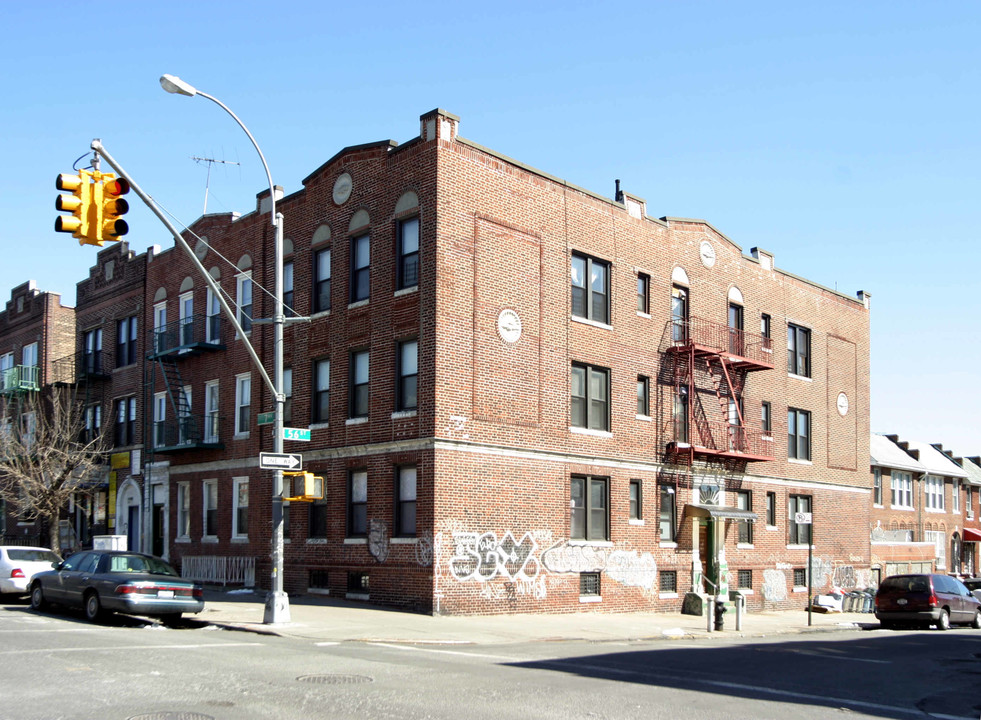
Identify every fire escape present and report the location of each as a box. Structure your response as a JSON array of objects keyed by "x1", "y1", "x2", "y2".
[
  {"x1": 665, "y1": 316, "x2": 775, "y2": 467},
  {"x1": 145, "y1": 314, "x2": 225, "y2": 454}
]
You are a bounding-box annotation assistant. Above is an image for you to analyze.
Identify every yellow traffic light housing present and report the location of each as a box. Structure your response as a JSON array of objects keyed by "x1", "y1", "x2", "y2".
[
  {"x1": 283, "y1": 472, "x2": 324, "y2": 502},
  {"x1": 55, "y1": 170, "x2": 95, "y2": 243}
]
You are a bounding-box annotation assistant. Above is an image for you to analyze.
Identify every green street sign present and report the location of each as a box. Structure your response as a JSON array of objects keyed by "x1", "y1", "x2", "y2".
[
  {"x1": 257, "y1": 412, "x2": 275, "y2": 426},
  {"x1": 283, "y1": 427, "x2": 311, "y2": 442}
]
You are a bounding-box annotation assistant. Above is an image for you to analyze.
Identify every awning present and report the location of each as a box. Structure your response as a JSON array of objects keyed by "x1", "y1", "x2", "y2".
[
  {"x1": 964, "y1": 528, "x2": 981, "y2": 542},
  {"x1": 686, "y1": 504, "x2": 758, "y2": 522}
]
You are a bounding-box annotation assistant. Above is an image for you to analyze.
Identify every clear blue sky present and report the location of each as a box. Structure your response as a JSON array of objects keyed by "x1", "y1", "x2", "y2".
[{"x1": 2, "y1": 2, "x2": 978, "y2": 457}]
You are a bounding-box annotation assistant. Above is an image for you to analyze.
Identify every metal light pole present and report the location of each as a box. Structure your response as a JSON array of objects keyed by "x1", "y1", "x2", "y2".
[{"x1": 161, "y1": 74, "x2": 289, "y2": 623}]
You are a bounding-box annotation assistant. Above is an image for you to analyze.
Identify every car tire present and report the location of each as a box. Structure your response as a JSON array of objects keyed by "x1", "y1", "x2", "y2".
[
  {"x1": 971, "y1": 610, "x2": 981, "y2": 630},
  {"x1": 936, "y1": 609, "x2": 950, "y2": 631},
  {"x1": 160, "y1": 613, "x2": 183, "y2": 628},
  {"x1": 30, "y1": 584, "x2": 47, "y2": 611},
  {"x1": 84, "y1": 591, "x2": 104, "y2": 623}
]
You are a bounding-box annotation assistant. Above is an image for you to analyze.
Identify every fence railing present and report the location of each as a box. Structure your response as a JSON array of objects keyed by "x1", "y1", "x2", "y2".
[{"x1": 180, "y1": 556, "x2": 255, "y2": 586}]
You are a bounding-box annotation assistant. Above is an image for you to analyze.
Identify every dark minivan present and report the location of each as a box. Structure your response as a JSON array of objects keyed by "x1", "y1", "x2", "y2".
[{"x1": 875, "y1": 573, "x2": 981, "y2": 630}]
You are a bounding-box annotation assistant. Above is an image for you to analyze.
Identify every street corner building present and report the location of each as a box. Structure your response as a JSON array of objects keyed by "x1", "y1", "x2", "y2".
[{"x1": 2, "y1": 108, "x2": 876, "y2": 616}]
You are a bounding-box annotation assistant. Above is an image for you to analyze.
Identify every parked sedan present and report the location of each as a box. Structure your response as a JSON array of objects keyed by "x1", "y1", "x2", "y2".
[
  {"x1": 874, "y1": 573, "x2": 981, "y2": 630},
  {"x1": 0, "y1": 547, "x2": 61, "y2": 597},
  {"x1": 29, "y1": 551, "x2": 204, "y2": 625}
]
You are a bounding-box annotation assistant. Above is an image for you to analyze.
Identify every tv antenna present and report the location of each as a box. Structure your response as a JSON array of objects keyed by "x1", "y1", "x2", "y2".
[{"x1": 191, "y1": 156, "x2": 240, "y2": 214}]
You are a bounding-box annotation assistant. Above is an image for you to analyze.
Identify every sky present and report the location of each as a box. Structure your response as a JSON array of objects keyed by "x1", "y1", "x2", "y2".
[{"x1": 1, "y1": 1, "x2": 978, "y2": 457}]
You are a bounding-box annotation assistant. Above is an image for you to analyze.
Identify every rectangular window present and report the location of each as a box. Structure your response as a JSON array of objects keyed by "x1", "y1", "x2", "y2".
[
  {"x1": 737, "y1": 570, "x2": 753, "y2": 590},
  {"x1": 313, "y1": 359, "x2": 330, "y2": 423},
  {"x1": 659, "y1": 570, "x2": 677, "y2": 593},
  {"x1": 206, "y1": 287, "x2": 221, "y2": 343},
  {"x1": 349, "y1": 350, "x2": 369, "y2": 418},
  {"x1": 570, "y1": 252, "x2": 610, "y2": 324},
  {"x1": 314, "y1": 248, "x2": 331, "y2": 313},
  {"x1": 204, "y1": 381, "x2": 219, "y2": 443},
  {"x1": 924, "y1": 476, "x2": 945, "y2": 511},
  {"x1": 203, "y1": 480, "x2": 218, "y2": 538},
  {"x1": 629, "y1": 479, "x2": 642, "y2": 520},
  {"x1": 761, "y1": 401, "x2": 772, "y2": 433},
  {"x1": 348, "y1": 469, "x2": 368, "y2": 537},
  {"x1": 873, "y1": 468, "x2": 883, "y2": 505},
  {"x1": 233, "y1": 478, "x2": 249, "y2": 538},
  {"x1": 637, "y1": 273, "x2": 650, "y2": 314},
  {"x1": 236, "y1": 272, "x2": 253, "y2": 334},
  {"x1": 397, "y1": 340, "x2": 418, "y2": 411},
  {"x1": 787, "y1": 323, "x2": 811, "y2": 377},
  {"x1": 396, "y1": 465, "x2": 417, "y2": 537},
  {"x1": 82, "y1": 328, "x2": 102, "y2": 374},
  {"x1": 350, "y1": 234, "x2": 370, "y2": 303},
  {"x1": 176, "y1": 483, "x2": 190, "y2": 539},
  {"x1": 637, "y1": 376, "x2": 650, "y2": 417},
  {"x1": 117, "y1": 316, "x2": 138, "y2": 367},
  {"x1": 283, "y1": 368, "x2": 293, "y2": 424},
  {"x1": 235, "y1": 374, "x2": 251, "y2": 435},
  {"x1": 580, "y1": 572, "x2": 601, "y2": 597},
  {"x1": 789, "y1": 494, "x2": 812, "y2": 545},
  {"x1": 766, "y1": 491, "x2": 776, "y2": 526},
  {"x1": 309, "y1": 497, "x2": 328, "y2": 539},
  {"x1": 570, "y1": 475, "x2": 609, "y2": 541},
  {"x1": 891, "y1": 471, "x2": 914, "y2": 509},
  {"x1": 283, "y1": 261, "x2": 295, "y2": 316},
  {"x1": 788, "y1": 408, "x2": 811, "y2": 461},
  {"x1": 570, "y1": 362, "x2": 610, "y2": 432},
  {"x1": 793, "y1": 568, "x2": 807, "y2": 587},
  {"x1": 153, "y1": 392, "x2": 166, "y2": 448},
  {"x1": 397, "y1": 217, "x2": 420, "y2": 290},
  {"x1": 659, "y1": 486, "x2": 676, "y2": 541},
  {"x1": 736, "y1": 491, "x2": 753, "y2": 544}
]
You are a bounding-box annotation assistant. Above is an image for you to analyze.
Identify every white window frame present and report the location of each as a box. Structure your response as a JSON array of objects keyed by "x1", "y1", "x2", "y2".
[
  {"x1": 924, "y1": 475, "x2": 945, "y2": 512},
  {"x1": 204, "y1": 380, "x2": 219, "y2": 443},
  {"x1": 234, "y1": 373, "x2": 251, "y2": 437},
  {"x1": 891, "y1": 471, "x2": 914, "y2": 510},
  {"x1": 202, "y1": 479, "x2": 218, "y2": 541},
  {"x1": 232, "y1": 477, "x2": 249, "y2": 540},
  {"x1": 176, "y1": 482, "x2": 190, "y2": 540}
]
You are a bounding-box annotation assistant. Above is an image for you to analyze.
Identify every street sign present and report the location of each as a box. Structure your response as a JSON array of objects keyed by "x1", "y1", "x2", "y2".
[
  {"x1": 794, "y1": 512, "x2": 812, "y2": 525},
  {"x1": 283, "y1": 427, "x2": 311, "y2": 442},
  {"x1": 257, "y1": 411, "x2": 275, "y2": 426},
  {"x1": 259, "y1": 452, "x2": 303, "y2": 471}
]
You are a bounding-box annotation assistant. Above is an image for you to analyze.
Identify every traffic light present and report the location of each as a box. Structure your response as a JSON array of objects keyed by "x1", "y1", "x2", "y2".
[
  {"x1": 55, "y1": 170, "x2": 94, "y2": 243},
  {"x1": 283, "y1": 472, "x2": 324, "y2": 502},
  {"x1": 99, "y1": 175, "x2": 130, "y2": 241}
]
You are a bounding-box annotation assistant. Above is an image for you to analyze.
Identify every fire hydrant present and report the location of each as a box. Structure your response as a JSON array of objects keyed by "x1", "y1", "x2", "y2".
[{"x1": 714, "y1": 595, "x2": 727, "y2": 631}]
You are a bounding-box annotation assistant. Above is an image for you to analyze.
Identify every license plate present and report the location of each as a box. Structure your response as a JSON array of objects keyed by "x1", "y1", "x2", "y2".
[
  {"x1": 896, "y1": 598, "x2": 907, "y2": 605},
  {"x1": 157, "y1": 590, "x2": 175, "y2": 599}
]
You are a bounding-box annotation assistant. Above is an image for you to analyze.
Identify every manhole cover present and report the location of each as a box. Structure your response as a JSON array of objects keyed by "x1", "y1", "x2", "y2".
[
  {"x1": 128, "y1": 714, "x2": 215, "y2": 720},
  {"x1": 297, "y1": 674, "x2": 373, "y2": 685}
]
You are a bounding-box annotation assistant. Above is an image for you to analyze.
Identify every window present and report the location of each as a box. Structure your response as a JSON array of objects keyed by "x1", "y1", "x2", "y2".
[
  {"x1": 348, "y1": 469, "x2": 368, "y2": 537},
  {"x1": 309, "y1": 497, "x2": 328, "y2": 539},
  {"x1": 636, "y1": 376, "x2": 650, "y2": 417},
  {"x1": 236, "y1": 272, "x2": 253, "y2": 334},
  {"x1": 570, "y1": 362, "x2": 609, "y2": 432},
  {"x1": 671, "y1": 285, "x2": 689, "y2": 342},
  {"x1": 737, "y1": 570, "x2": 753, "y2": 590},
  {"x1": 282, "y1": 368, "x2": 293, "y2": 424},
  {"x1": 789, "y1": 494, "x2": 812, "y2": 545},
  {"x1": 153, "y1": 392, "x2": 166, "y2": 448},
  {"x1": 787, "y1": 323, "x2": 811, "y2": 377},
  {"x1": 873, "y1": 468, "x2": 883, "y2": 505},
  {"x1": 206, "y1": 287, "x2": 221, "y2": 343},
  {"x1": 629, "y1": 479, "x2": 642, "y2": 520},
  {"x1": 570, "y1": 475, "x2": 609, "y2": 541},
  {"x1": 891, "y1": 471, "x2": 914, "y2": 509},
  {"x1": 397, "y1": 340, "x2": 418, "y2": 411},
  {"x1": 117, "y1": 316, "x2": 137, "y2": 367},
  {"x1": 787, "y1": 408, "x2": 811, "y2": 461},
  {"x1": 925, "y1": 476, "x2": 945, "y2": 511},
  {"x1": 203, "y1": 480, "x2": 218, "y2": 538},
  {"x1": 659, "y1": 486, "x2": 676, "y2": 541},
  {"x1": 659, "y1": 570, "x2": 677, "y2": 593},
  {"x1": 580, "y1": 572, "x2": 601, "y2": 597},
  {"x1": 570, "y1": 252, "x2": 610, "y2": 324},
  {"x1": 736, "y1": 491, "x2": 753, "y2": 543},
  {"x1": 204, "y1": 381, "x2": 219, "y2": 443},
  {"x1": 114, "y1": 397, "x2": 136, "y2": 447},
  {"x1": 637, "y1": 273, "x2": 650, "y2": 314},
  {"x1": 397, "y1": 217, "x2": 419, "y2": 290},
  {"x1": 179, "y1": 292, "x2": 194, "y2": 346},
  {"x1": 235, "y1": 374, "x2": 251, "y2": 436},
  {"x1": 82, "y1": 328, "x2": 102, "y2": 374},
  {"x1": 952, "y1": 479, "x2": 960, "y2": 513},
  {"x1": 176, "y1": 483, "x2": 190, "y2": 539},
  {"x1": 350, "y1": 234, "x2": 370, "y2": 303},
  {"x1": 396, "y1": 465, "x2": 417, "y2": 536},
  {"x1": 793, "y1": 568, "x2": 807, "y2": 587},
  {"x1": 766, "y1": 492, "x2": 776, "y2": 526},
  {"x1": 761, "y1": 401, "x2": 772, "y2": 434},
  {"x1": 283, "y1": 261, "x2": 295, "y2": 316},
  {"x1": 314, "y1": 248, "x2": 331, "y2": 312},
  {"x1": 313, "y1": 359, "x2": 330, "y2": 423},
  {"x1": 233, "y1": 478, "x2": 249, "y2": 538},
  {"x1": 349, "y1": 350, "x2": 369, "y2": 418}
]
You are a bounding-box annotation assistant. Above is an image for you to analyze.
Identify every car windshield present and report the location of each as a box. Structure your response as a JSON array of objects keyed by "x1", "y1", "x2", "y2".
[
  {"x1": 880, "y1": 576, "x2": 930, "y2": 592},
  {"x1": 7, "y1": 549, "x2": 60, "y2": 563},
  {"x1": 107, "y1": 554, "x2": 178, "y2": 576}
]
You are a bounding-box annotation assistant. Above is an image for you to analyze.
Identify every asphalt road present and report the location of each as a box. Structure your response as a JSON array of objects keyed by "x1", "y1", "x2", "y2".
[{"x1": 1, "y1": 598, "x2": 979, "y2": 720}]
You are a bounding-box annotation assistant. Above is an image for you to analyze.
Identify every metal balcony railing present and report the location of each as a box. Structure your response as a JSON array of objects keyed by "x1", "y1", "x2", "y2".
[
  {"x1": 152, "y1": 414, "x2": 223, "y2": 452},
  {"x1": 670, "y1": 418, "x2": 775, "y2": 462},
  {"x1": 668, "y1": 316, "x2": 774, "y2": 369},
  {"x1": 0, "y1": 365, "x2": 39, "y2": 394},
  {"x1": 149, "y1": 315, "x2": 224, "y2": 358}
]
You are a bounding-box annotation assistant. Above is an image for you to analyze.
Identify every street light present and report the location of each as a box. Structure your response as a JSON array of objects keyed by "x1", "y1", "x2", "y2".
[{"x1": 161, "y1": 74, "x2": 289, "y2": 624}]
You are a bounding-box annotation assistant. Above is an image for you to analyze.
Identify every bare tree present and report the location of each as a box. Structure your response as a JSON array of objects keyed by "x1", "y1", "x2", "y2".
[{"x1": 0, "y1": 386, "x2": 109, "y2": 552}]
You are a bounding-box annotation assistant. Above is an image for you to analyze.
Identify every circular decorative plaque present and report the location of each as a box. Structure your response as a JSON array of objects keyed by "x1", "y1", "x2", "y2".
[
  {"x1": 837, "y1": 392, "x2": 849, "y2": 416},
  {"x1": 699, "y1": 240, "x2": 716, "y2": 268},
  {"x1": 497, "y1": 309, "x2": 522, "y2": 343},
  {"x1": 332, "y1": 173, "x2": 353, "y2": 205}
]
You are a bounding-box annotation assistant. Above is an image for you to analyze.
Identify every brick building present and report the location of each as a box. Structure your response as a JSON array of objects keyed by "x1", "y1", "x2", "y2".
[{"x1": 128, "y1": 108, "x2": 873, "y2": 615}]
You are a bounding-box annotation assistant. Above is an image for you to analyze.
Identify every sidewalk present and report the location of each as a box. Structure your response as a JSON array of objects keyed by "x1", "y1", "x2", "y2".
[{"x1": 196, "y1": 589, "x2": 877, "y2": 644}]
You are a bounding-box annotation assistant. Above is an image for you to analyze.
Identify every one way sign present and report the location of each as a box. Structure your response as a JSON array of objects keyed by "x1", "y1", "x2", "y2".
[{"x1": 259, "y1": 452, "x2": 303, "y2": 471}]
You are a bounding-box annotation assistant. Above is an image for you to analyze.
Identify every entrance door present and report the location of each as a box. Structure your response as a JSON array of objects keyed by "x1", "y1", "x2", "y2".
[{"x1": 127, "y1": 505, "x2": 139, "y2": 553}]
